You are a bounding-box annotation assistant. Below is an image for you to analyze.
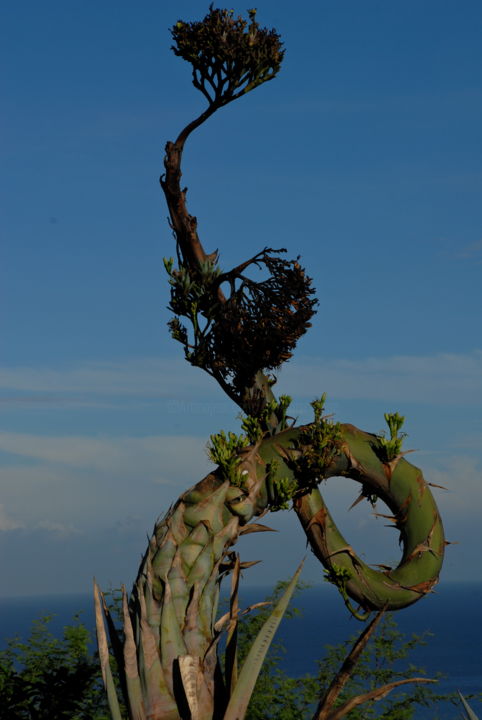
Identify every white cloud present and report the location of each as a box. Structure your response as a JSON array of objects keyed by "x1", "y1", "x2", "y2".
[
  {"x1": 35, "y1": 520, "x2": 81, "y2": 537},
  {"x1": 449, "y1": 432, "x2": 482, "y2": 451},
  {"x1": 0, "y1": 358, "x2": 213, "y2": 400},
  {"x1": 277, "y1": 350, "x2": 482, "y2": 405},
  {"x1": 0, "y1": 432, "x2": 214, "y2": 531},
  {"x1": 456, "y1": 238, "x2": 482, "y2": 260},
  {"x1": 0, "y1": 352, "x2": 480, "y2": 590},
  {"x1": 0, "y1": 432, "x2": 212, "y2": 479},
  {"x1": 424, "y1": 455, "x2": 482, "y2": 516},
  {"x1": 0, "y1": 504, "x2": 23, "y2": 531},
  {"x1": 1, "y1": 351, "x2": 480, "y2": 408}
]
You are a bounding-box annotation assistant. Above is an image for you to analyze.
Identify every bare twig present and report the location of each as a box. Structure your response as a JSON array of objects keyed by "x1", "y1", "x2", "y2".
[
  {"x1": 313, "y1": 607, "x2": 437, "y2": 720},
  {"x1": 313, "y1": 608, "x2": 386, "y2": 720}
]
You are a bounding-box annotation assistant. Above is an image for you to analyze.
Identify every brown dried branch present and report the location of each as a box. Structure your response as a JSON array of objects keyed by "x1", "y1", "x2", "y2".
[
  {"x1": 325, "y1": 678, "x2": 437, "y2": 720},
  {"x1": 312, "y1": 607, "x2": 437, "y2": 720},
  {"x1": 313, "y1": 608, "x2": 386, "y2": 720}
]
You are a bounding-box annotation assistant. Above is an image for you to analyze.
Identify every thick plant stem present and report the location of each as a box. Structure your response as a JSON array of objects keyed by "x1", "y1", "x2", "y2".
[
  {"x1": 293, "y1": 423, "x2": 445, "y2": 612},
  {"x1": 98, "y1": 422, "x2": 444, "y2": 718},
  {"x1": 100, "y1": 439, "x2": 274, "y2": 719}
]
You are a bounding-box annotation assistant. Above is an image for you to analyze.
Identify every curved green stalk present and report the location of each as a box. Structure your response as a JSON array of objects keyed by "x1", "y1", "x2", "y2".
[
  {"x1": 257, "y1": 421, "x2": 445, "y2": 612},
  {"x1": 293, "y1": 423, "x2": 445, "y2": 612},
  {"x1": 97, "y1": 413, "x2": 445, "y2": 717}
]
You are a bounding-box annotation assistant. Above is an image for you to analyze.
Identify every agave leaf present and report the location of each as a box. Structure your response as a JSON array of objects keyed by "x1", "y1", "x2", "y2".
[
  {"x1": 98, "y1": 587, "x2": 131, "y2": 708},
  {"x1": 238, "y1": 523, "x2": 277, "y2": 535},
  {"x1": 167, "y1": 549, "x2": 189, "y2": 625},
  {"x1": 239, "y1": 560, "x2": 262, "y2": 569},
  {"x1": 224, "y1": 554, "x2": 241, "y2": 697},
  {"x1": 138, "y1": 582, "x2": 175, "y2": 714},
  {"x1": 178, "y1": 655, "x2": 201, "y2": 720},
  {"x1": 223, "y1": 559, "x2": 304, "y2": 720},
  {"x1": 458, "y1": 691, "x2": 480, "y2": 720},
  {"x1": 144, "y1": 554, "x2": 162, "y2": 634},
  {"x1": 121, "y1": 587, "x2": 145, "y2": 720},
  {"x1": 160, "y1": 578, "x2": 188, "y2": 696},
  {"x1": 198, "y1": 556, "x2": 225, "y2": 640},
  {"x1": 100, "y1": 590, "x2": 125, "y2": 670},
  {"x1": 93, "y1": 580, "x2": 124, "y2": 720},
  {"x1": 151, "y1": 535, "x2": 177, "y2": 581},
  {"x1": 214, "y1": 602, "x2": 271, "y2": 632},
  {"x1": 183, "y1": 582, "x2": 206, "y2": 656}
]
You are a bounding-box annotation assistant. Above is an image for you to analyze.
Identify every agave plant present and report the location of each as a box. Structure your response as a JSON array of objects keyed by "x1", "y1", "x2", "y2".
[{"x1": 95, "y1": 7, "x2": 446, "y2": 720}]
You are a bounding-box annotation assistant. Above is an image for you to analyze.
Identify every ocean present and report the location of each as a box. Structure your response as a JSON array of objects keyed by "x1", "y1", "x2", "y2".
[{"x1": 1, "y1": 581, "x2": 481, "y2": 719}]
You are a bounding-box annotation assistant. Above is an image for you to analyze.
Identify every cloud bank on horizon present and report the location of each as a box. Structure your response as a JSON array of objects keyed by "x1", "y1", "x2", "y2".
[
  {"x1": 2, "y1": 0, "x2": 481, "y2": 596},
  {"x1": 1, "y1": 349, "x2": 481, "y2": 405},
  {"x1": 0, "y1": 350, "x2": 481, "y2": 595}
]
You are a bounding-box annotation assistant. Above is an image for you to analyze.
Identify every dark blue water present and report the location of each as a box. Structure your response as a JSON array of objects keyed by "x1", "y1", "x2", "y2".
[
  {"x1": 238, "y1": 582, "x2": 482, "y2": 719},
  {"x1": 1, "y1": 582, "x2": 481, "y2": 718}
]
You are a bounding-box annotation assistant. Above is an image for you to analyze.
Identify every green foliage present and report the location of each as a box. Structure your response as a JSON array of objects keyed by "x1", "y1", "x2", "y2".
[
  {"x1": 323, "y1": 564, "x2": 352, "y2": 591},
  {"x1": 323, "y1": 565, "x2": 371, "y2": 622},
  {"x1": 241, "y1": 395, "x2": 293, "y2": 442},
  {"x1": 379, "y1": 412, "x2": 407, "y2": 461},
  {"x1": 265, "y1": 460, "x2": 298, "y2": 511},
  {"x1": 290, "y1": 393, "x2": 342, "y2": 488},
  {"x1": 208, "y1": 394, "x2": 295, "y2": 491},
  {"x1": 164, "y1": 254, "x2": 222, "y2": 367},
  {"x1": 0, "y1": 614, "x2": 109, "y2": 720},
  {"x1": 208, "y1": 429, "x2": 250, "y2": 484},
  {"x1": 241, "y1": 413, "x2": 265, "y2": 443},
  {"x1": 171, "y1": 6, "x2": 284, "y2": 107},
  {"x1": 270, "y1": 394, "x2": 293, "y2": 433}
]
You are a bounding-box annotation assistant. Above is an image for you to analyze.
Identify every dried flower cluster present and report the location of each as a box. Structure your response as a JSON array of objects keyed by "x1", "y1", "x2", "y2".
[
  {"x1": 165, "y1": 248, "x2": 317, "y2": 406},
  {"x1": 171, "y1": 5, "x2": 284, "y2": 106},
  {"x1": 212, "y1": 250, "x2": 317, "y2": 395}
]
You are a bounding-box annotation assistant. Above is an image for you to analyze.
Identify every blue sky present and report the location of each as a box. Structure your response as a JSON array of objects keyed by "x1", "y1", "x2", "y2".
[{"x1": 1, "y1": 0, "x2": 481, "y2": 597}]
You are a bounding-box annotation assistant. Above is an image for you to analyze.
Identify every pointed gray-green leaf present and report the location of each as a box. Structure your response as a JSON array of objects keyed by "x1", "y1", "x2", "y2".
[
  {"x1": 160, "y1": 578, "x2": 188, "y2": 697},
  {"x1": 225, "y1": 554, "x2": 241, "y2": 698},
  {"x1": 178, "y1": 655, "x2": 201, "y2": 720},
  {"x1": 93, "y1": 580, "x2": 124, "y2": 720},
  {"x1": 459, "y1": 692, "x2": 480, "y2": 720},
  {"x1": 144, "y1": 555, "x2": 162, "y2": 639},
  {"x1": 223, "y1": 559, "x2": 305, "y2": 720},
  {"x1": 121, "y1": 587, "x2": 145, "y2": 720},
  {"x1": 183, "y1": 582, "x2": 211, "y2": 657},
  {"x1": 138, "y1": 584, "x2": 175, "y2": 715},
  {"x1": 100, "y1": 590, "x2": 125, "y2": 673}
]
